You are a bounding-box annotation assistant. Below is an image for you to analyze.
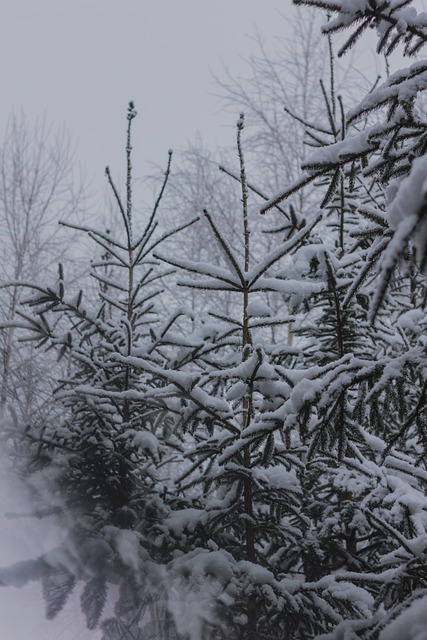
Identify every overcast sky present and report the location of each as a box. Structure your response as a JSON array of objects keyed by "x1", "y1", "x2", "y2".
[{"x1": 1, "y1": 0, "x2": 290, "y2": 198}]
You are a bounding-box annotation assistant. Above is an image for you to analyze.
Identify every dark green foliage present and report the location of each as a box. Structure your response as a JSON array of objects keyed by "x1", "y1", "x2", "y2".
[
  {"x1": 43, "y1": 569, "x2": 76, "y2": 620},
  {"x1": 81, "y1": 575, "x2": 108, "y2": 630}
]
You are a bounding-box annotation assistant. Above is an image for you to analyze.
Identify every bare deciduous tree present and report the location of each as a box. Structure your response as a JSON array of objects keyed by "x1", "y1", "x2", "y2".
[{"x1": 0, "y1": 112, "x2": 85, "y2": 420}]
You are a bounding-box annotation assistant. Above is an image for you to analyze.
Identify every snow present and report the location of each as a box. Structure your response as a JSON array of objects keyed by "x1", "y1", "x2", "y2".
[
  {"x1": 321, "y1": 0, "x2": 427, "y2": 47},
  {"x1": 251, "y1": 275, "x2": 323, "y2": 295},
  {"x1": 386, "y1": 154, "x2": 427, "y2": 274},
  {"x1": 291, "y1": 243, "x2": 328, "y2": 277},
  {"x1": 385, "y1": 456, "x2": 427, "y2": 483},
  {"x1": 226, "y1": 380, "x2": 248, "y2": 401},
  {"x1": 167, "y1": 550, "x2": 237, "y2": 640},
  {"x1": 5, "y1": 3, "x2": 427, "y2": 637},
  {"x1": 324, "y1": 581, "x2": 374, "y2": 618},
  {"x1": 388, "y1": 158, "x2": 427, "y2": 232},
  {"x1": 154, "y1": 252, "x2": 243, "y2": 288},
  {"x1": 332, "y1": 467, "x2": 375, "y2": 498},
  {"x1": 247, "y1": 300, "x2": 271, "y2": 317},
  {"x1": 126, "y1": 430, "x2": 160, "y2": 459},
  {"x1": 165, "y1": 509, "x2": 206, "y2": 536},
  {"x1": 348, "y1": 61, "x2": 427, "y2": 123},
  {"x1": 397, "y1": 309, "x2": 426, "y2": 333},
  {"x1": 383, "y1": 475, "x2": 427, "y2": 537},
  {"x1": 303, "y1": 131, "x2": 374, "y2": 170},
  {"x1": 253, "y1": 466, "x2": 300, "y2": 492},
  {"x1": 103, "y1": 527, "x2": 147, "y2": 578},
  {"x1": 246, "y1": 213, "x2": 322, "y2": 284},
  {"x1": 380, "y1": 594, "x2": 427, "y2": 640},
  {"x1": 289, "y1": 374, "x2": 330, "y2": 412}
]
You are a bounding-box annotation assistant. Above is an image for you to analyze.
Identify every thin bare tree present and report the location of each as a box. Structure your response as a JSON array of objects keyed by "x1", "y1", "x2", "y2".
[{"x1": 0, "y1": 112, "x2": 85, "y2": 421}]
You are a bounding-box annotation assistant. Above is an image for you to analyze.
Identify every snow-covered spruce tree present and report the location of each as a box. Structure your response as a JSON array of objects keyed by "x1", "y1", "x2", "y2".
[
  {"x1": 108, "y1": 114, "x2": 392, "y2": 639},
  {"x1": 258, "y1": 2, "x2": 427, "y2": 637},
  {"x1": 0, "y1": 103, "x2": 196, "y2": 638},
  {"x1": 149, "y1": 140, "x2": 249, "y2": 321},
  {"x1": 266, "y1": 0, "x2": 427, "y2": 318},
  {"x1": 155, "y1": 10, "x2": 332, "y2": 325},
  {"x1": 280, "y1": 32, "x2": 393, "y2": 579}
]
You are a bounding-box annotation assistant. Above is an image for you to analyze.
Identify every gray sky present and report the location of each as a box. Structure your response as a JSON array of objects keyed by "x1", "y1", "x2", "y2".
[{"x1": 1, "y1": 0, "x2": 288, "y2": 196}]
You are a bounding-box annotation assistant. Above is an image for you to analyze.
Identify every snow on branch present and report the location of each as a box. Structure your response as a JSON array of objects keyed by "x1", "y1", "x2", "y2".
[{"x1": 294, "y1": 0, "x2": 427, "y2": 57}]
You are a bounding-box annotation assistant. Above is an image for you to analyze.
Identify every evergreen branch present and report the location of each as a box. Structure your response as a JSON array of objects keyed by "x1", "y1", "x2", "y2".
[
  {"x1": 328, "y1": 28, "x2": 336, "y2": 120},
  {"x1": 98, "y1": 293, "x2": 128, "y2": 314},
  {"x1": 304, "y1": 129, "x2": 333, "y2": 147},
  {"x1": 342, "y1": 236, "x2": 390, "y2": 308},
  {"x1": 141, "y1": 217, "x2": 199, "y2": 262},
  {"x1": 218, "y1": 165, "x2": 292, "y2": 220},
  {"x1": 135, "y1": 149, "x2": 173, "y2": 251},
  {"x1": 68, "y1": 229, "x2": 128, "y2": 267},
  {"x1": 283, "y1": 105, "x2": 334, "y2": 136},
  {"x1": 370, "y1": 215, "x2": 419, "y2": 324},
  {"x1": 132, "y1": 289, "x2": 162, "y2": 311},
  {"x1": 114, "y1": 354, "x2": 241, "y2": 435},
  {"x1": 237, "y1": 113, "x2": 250, "y2": 273},
  {"x1": 381, "y1": 378, "x2": 427, "y2": 461},
  {"x1": 337, "y1": 18, "x2": 371, "y2": 57},
  {"x1": 260, "y1": 173, "x2": 318, "y2": 214},
  {"x1": 146, "y1": 310, "x2": 187, "y2": 355},
  {"x1": 338, "y1": 95, "x2": 346, "y2": 140},
  {"x1": 357, "y1": 205, "x2": 387, "y2": 227},
  {"x1": 105, "y1": 166, "x2": 131, "y2": 246},
  {"x1": 320, "y1": 79, "x2": 337, "y2": 136},
  {"x1": 154, "y1": 253, "x2": 240, "y2": 289},
  {"x1": 126, "y1": 102, "x2": 136, "y2": 240},
  {"x1": 293, "y1": 0, "x2": 341, "y2": 11},
  {"x1": 208, "y1": 312, "x2": 242, "y2": 327},
  {"x1": 321, "y1": 168, "x2": 340, "y2": 208},
  {"x1": 132, "y1": 221, "x2": 159, "y2": 265},
  {"x1": 203, "y1": 210, "x2": 246, "y2": 285},
  {"x1": 248, "y1": 214, "x2": 322, "y2": 287},
  {"x1": 90, "y1": 273, "x2": 128, "y2": 293},
  {"x1": 58, "y1": 221, "x2": 127, "y2": 251},
  {"x1": 177, "y1": 281, "x2": 241, "y2": 292},
  {"x1": 324, "y1": 252, "x2": 344, "y2": 358},
  {"x1": 364, "y1": 509, "x2": 414, "y2": 556}
]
